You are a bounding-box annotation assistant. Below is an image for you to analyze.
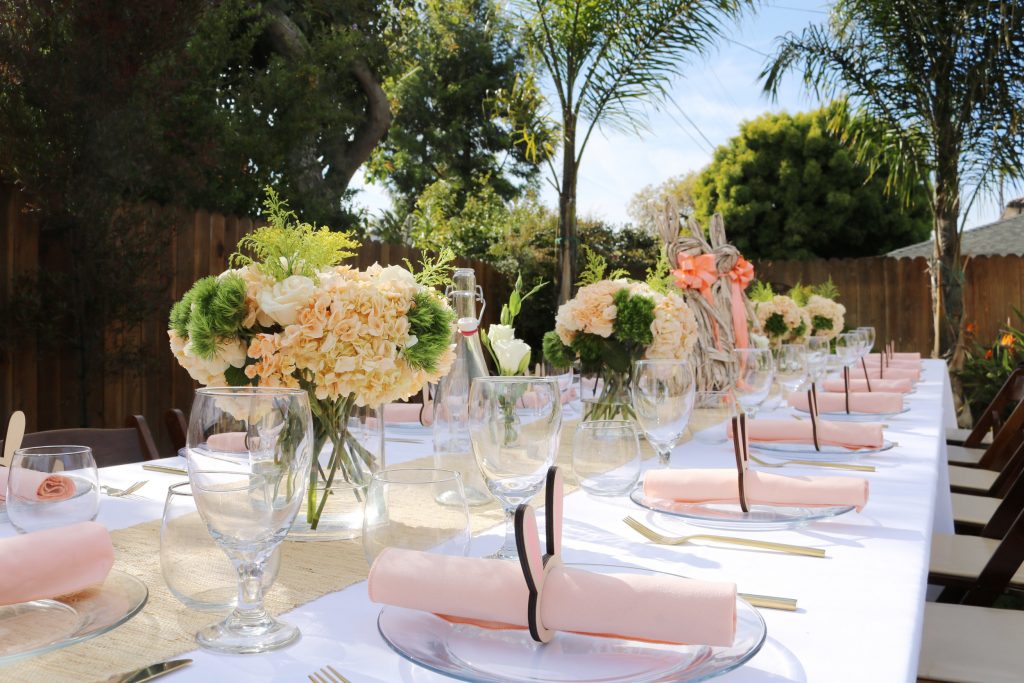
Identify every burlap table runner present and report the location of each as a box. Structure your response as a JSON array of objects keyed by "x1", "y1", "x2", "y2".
[{"x1": 6, "y1": 422, "x2": 627, "y2": 682}]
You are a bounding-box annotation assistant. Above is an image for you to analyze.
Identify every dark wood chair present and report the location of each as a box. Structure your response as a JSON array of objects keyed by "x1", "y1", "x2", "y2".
[
  {"x1": 164, "y1": 408, "x2": 188, "y2": 452},
  {"x1": 952, "y1": 441, "x2": 1024, "y2": 535},
  {"x1": 947, "y1": 367, "x2": 1024, "y2": 449},
  {"x1": 947, "y1": 396, "x2": 1024, "y2": 497},
  {"x1": 1, "y1": 415, "x2": 160, "y2": 468}
]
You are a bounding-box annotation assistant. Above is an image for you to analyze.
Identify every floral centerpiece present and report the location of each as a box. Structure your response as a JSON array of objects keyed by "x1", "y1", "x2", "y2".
[
  {"x1": 789, "y1": 279, "x2": 846, "y2": 340},
  {"x1": 542, "y1": 249, "x2": 698, "y2": 420},
  {"x1": 749, "y1": 282, "x2": 807, "y2": 347},
  {"x1": 168, "y1": 189, "x2": 456, "y2": 537}
]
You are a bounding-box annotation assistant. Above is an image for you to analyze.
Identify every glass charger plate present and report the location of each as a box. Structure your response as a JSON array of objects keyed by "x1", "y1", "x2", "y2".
[
  {"x1": 630, "y1": 488, "x2": 855, "y2": 531},
  {"x1": 792, "y1": 406, "x2": 910, "y2": 422},
  {"x1": 0, "y1": 569, "x2": 148, "y2": 664},
  {"x1": 378, "y1": 563, "x2": 766, "y2": 683},
  {"x1": 753, "y1": 438, "x2": 895, "y2": 460}
]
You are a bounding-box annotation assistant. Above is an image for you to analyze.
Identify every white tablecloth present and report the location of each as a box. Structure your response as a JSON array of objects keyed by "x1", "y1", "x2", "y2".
[{"x1": 4, "y1": 360, "x2": 956, "y2": 682}]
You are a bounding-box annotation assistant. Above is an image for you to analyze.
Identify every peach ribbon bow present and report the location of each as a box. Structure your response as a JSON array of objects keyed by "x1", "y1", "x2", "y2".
[{"x1": 727, "y1": 256, "x2": 754, "y2": 349}]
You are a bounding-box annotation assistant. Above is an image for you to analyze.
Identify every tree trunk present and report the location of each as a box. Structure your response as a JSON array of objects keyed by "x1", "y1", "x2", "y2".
[
  {"x1": 557, "y1": 116, "x2": 577, "y2": 305},
  {"x1": 931, "y1": 156, "x2": 963, "y2": 359}
]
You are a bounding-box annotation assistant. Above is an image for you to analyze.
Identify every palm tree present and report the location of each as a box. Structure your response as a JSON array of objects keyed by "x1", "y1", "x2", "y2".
[
  {"x1": 512, "y1": 0, "x2": 751, "y2": 304},
  {"x1": 761, "y1": 0, "x2": 1024, "y2": 358}
]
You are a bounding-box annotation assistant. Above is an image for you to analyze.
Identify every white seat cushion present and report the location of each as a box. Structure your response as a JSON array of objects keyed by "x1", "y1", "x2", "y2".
[
  {"x1": 919, "y1": 602, "x2": 1024, "y2": 682},
  {"x1": 946, "y1": 427, "x2": 993, "y2": 445},
  {"x1": 948, "y1": 465, "x2": 999, "y2": 492},
  {"x1": 929, "y1": 533, "x2": 1024, "y2": 586},
  {"x1": 951, "y1": 493, "x2": 999, "y2": 528},
  {"x1": 947, "y1": 444, "x2": 986, "y2": 465}
]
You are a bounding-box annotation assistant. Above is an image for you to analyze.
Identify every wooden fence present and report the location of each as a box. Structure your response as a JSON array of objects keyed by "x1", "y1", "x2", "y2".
[
  {"x1": 755, "y1": 255, "x2": 1024, "y2": 357},
  {"x1": 0, "y1": 185, "x2": 507, "y2": 453}
]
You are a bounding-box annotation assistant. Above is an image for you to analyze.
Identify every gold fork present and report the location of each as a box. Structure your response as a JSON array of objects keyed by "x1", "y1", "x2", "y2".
[
  {"x1": 749, "y1": 453, "x2": 875, "y2": 472},
  {"x1": 309, "y1": 665, "x2": 351, "y2": 683},
  {"x1": 623, "y1": 517, "x2": 826, "y2": 558},
  {"x1": 100, "y1": 481, "x2": 148, "y2": 497}
]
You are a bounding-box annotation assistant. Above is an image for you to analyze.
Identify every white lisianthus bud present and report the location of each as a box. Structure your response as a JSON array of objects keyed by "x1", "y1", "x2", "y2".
[
  {"x1": 493, "y1": 338, "x2": 532, "y2": 376},
  {"x1": 377, "y1": 264, "x2": 417, "y2": 286},
  {"x1": 487, "y1": 324, "x2": 516, "y2": 344},
  {"x1": 257, "y1": 275, "x2": 316, "y2": 327}
]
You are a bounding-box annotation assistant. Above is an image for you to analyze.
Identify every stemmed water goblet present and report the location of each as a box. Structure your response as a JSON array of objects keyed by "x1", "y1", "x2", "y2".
[
  {"x1": 630, "y1": 359, "x2": 696, "y2": 468},
  {"x1": 836, "y1": 332, "x2": 861, "y2": 374},
  {"x1": 856, "y1": 326, "x2": 876, "y2": 355},
  {"x1": 468, "y1": 377, "x2": 562, "y2": 560},
  {"x1": 806, "y1": 336, "x2": 830, "y2": 388},
  {"x1": 775, "y1": 343, "x2": 809, "y2": 397},
  {"x1": 186, "y1": 386, "x2": 314, "y2": 654},
  {"x1": 732, "y1": 348, "x2": 774, "y2": 418}
]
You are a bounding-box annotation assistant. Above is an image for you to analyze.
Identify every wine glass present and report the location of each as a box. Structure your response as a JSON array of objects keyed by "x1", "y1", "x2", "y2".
[
  {"x1": 732, "y1": 348, "x2": 774, "y2": 418},
  {"x1": 572, "y1": 421, "x2": 642, "y2": 495},
  {"x1": 630, "y1": 359, "x2": 696, "y2": 467},
  {"x1": 468, "y1": 377, "x2": 562, "y2": 560},
  {"x1": 775, "y1": 344, "x2": 808, "y2": 394},
  {"x1": 856, "y1": 326, "x2": 876, "y2": 354},
  {"x1": 806, "y1": 336, "x2": 830, "y2": 387},
  {"x1": 186, "y1": 386, "x2": 314, "y2": 654},
  {"x1": 836, "y1": 332, "x2": 860, "y2": 370},
  {"x1": 362, "y1": 468, "x2": 471, "y2": 565}
]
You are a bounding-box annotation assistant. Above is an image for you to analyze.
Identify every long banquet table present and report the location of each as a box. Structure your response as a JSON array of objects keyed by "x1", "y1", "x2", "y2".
[{"x1": 4, "y1": 360, "x2": 957, "y2": 682}]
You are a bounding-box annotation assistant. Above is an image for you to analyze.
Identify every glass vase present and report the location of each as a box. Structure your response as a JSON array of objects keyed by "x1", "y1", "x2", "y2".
[
  {"x1": 582, "y1": 369, "x2": 635, "y2": 422},
  {"x1": 288, "y1": 398, "x2": 384, "y2": 541}
]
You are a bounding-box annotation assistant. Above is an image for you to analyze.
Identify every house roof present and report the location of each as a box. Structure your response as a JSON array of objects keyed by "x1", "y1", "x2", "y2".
[{"x1": 887, "y1": 213, "x2": 1024, "y2": 258}]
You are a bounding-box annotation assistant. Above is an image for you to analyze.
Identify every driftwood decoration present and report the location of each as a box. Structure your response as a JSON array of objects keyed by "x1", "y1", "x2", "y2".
[{"x1": 658, "y1": 209, "x2": 755, "y2": 391}]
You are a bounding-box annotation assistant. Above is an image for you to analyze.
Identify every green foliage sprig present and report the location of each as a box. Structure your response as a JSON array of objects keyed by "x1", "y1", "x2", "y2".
[
  {"x1": 576, "y1": 246, "x2": 629, "y2": 287},
  {"x1": 168, "y1": 274, "x2": 247, "y2": 359},
  {"x1": 500, "y1": 273, "x2": 547, "y2": 327},
  {"x1": 748, "y1": 280, "x2": 775, "y2": 303},
  {"x1": 645, "y1": 245, "x2": 674, "y2": 294},
  {"x1": 404, "y1": 246, "x2": 457, "y2": 289},
  {"x1": 788, "y1": 282, "x2": 813, "y2": 306},
  {"x1": 230, "y1": 187, "x2": 359, "y2": 282},
  {"x1": 813, "y1": 277, "x2": 841, "y2": 301},
  {"x1": 404, "y1": 291, "x2": 457, "y2": 373}
]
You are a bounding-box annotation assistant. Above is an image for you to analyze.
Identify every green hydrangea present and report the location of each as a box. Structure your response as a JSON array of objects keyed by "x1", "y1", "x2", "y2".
[
  {"x1": 404, "y1": 291, "x2": 456, "y2": 372},
  {"x1": 812, "y1": 315, "x2": 834, "y2": 333},
  {"x1": 169, "y1": 274, "x2": 247, "y2": 359},
  {"x1": 764, "y1": 312, "x2": 788, "y2": 337},
  {"x1": 543, "y1": 331, "x2": 575, "y2": 370},
  {"x1": 612, "y1": 289, "x2": 655, "y2": 347}
]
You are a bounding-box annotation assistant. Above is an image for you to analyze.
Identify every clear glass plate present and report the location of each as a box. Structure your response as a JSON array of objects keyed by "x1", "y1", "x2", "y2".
[
  {"x1": 378, "y1": 563, "x2": 766, "y2": 683},
  {"x1": 753, "y1": 438, "x2": 895, "y2": 459},
  {"x1": 792, "y1": 406, "x2": 911, "y2": 421},
  {"x1": 630, "y1": 488, "x2": 855, "y2": 531},
  {"x1": 0, "y1": 569, "x2": 148, "y2": 664}
]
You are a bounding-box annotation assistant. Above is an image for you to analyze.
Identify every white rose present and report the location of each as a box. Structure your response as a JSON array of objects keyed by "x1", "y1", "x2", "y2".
[
  {"x1": 493, "y1": 338, "x2": 531, "y2": 376},
  {"x1": 218, "y1": 338, "x2": 248, "y2": 368},
  {"x1": 377, "y1": 264, "x2": 417, "y2": 287},
  {"x1": 256, "y1": 275, "x2": 315, "y2": 327},
  {"x1": 487, "y1": 324, "x2": 516, "y2": 344}
]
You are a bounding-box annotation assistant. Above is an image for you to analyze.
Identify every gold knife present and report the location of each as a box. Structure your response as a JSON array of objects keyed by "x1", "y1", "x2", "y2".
[
  {"x1": 104, "y1": 659, "x2": 192, "y2": 683},
  {"x1": 739, "y1": 593, "x2": 798, "y2": 611},
  {"x1": 142, "y1": 463, "x2": 188, "y2": 475}
]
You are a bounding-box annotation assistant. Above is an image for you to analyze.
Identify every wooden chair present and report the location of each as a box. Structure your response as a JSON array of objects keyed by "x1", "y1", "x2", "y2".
[
  {"x1": 0, "y1": 415, "x2": 160, "y2": 468},
  {"x1": 164, "y1": 408, "x2": 188, "y2": 452},
  {"x1": 947, "y1": 397, "x2": 1024, "y2": 497},
  {"x1": 953, "y1": 443, "x2": 1024, "y2": 535},
  {"x1": 947, "y1": 367, "x2": 1024, "y2": 449}
]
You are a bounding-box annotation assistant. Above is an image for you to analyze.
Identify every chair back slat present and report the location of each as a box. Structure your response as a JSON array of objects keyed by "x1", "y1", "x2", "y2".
[
  {"x1": 966, "y1": 367, "x2": 1024, "y2": 449},
  {"x1": 164, "y1": 408, "x2": 188, "y2": 452},
  {"x1": 981, "y1": 442, "x2": 1024, "y2": 539},
  {"x1": 0, "y1": 419, "x2": 160, "y2": 468},
  {"x1": 963, "y1": 504, "x2": 1024, "y2": 607}
]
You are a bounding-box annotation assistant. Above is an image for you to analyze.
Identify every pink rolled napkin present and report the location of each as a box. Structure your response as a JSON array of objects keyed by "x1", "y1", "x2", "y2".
[
  {"x1": 863, "y1": 358, "x2": 921, "y2": 371},
  {"x1": 368, "y1": 547, "x2": 737, "y2": 647},
  {"x1": 207, "y1": 432, "x2": 248, "y2": 452},
  {"x1": 788, "y1": 391, "x2": 904, "y2": 414},
  {"x1": 859, "y1": 366, "x2": 920, "y2": 381},
  {"x1": 0, "y1": 466, "x2": 76, "y2": 503},
  {"x1": 0, "y1": 522, "x2": 114, "y2": 605},
  {"x1": 729, "y1": 419, "x2": 884, "y2": 449},
  {"x1": 823, "y1": 378, "x2": 913, "y2": 394},
  {"x1": 382, "y1": 403, "x2": 426, "y2": 423},
  {"x1": 644, "y1": 469, "x2": 868, "y2": 512}
]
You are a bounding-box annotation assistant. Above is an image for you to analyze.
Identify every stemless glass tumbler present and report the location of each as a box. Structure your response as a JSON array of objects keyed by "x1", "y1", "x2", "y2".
[
  {"x1": 7, "y1": 446, "x2": 99, "y2": 534},
  {"x1": 468, "y1": 377, "x2": 561, "y2": 560},
  {"x1": 186, "y1": 386, "x2": 314, "y2": 654},
  {"x1": 571, "y1": 421, "x2": 641, "y2": 496}
]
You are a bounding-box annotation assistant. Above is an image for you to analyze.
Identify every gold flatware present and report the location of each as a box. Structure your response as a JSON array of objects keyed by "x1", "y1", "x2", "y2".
[
  {"x1": 738, "y1": 593, "x2": 798, "y2": 611},
  {"x1": 142, "y1": 463, "x2": 188, "y2": 475},
  {"x1": 623, "y1": 516, "x2": 826, "y2": 558},
  {"x1": 104, "y1": 658, "x2": 192, "y2": 683},
  {"x1": 749, "y1": 453, "x2": 875, "y2": 472},
  {"x1": 309, "y1": 665, "x2": 351, "y2": 683},
  {"x1": 101, "y1": 481, "x2": 148, "y2": 498},
  {"x1": 386, "y1": 436, "x2": 429, "y2": 444},
  {"x1": 2, "y1": 410, "x2": 25, "y2": 467}
]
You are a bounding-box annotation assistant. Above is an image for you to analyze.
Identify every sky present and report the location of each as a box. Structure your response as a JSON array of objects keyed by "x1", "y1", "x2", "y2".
[{"x1": 350, "y1": 0, "x2": 1007, "y2": 232}]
